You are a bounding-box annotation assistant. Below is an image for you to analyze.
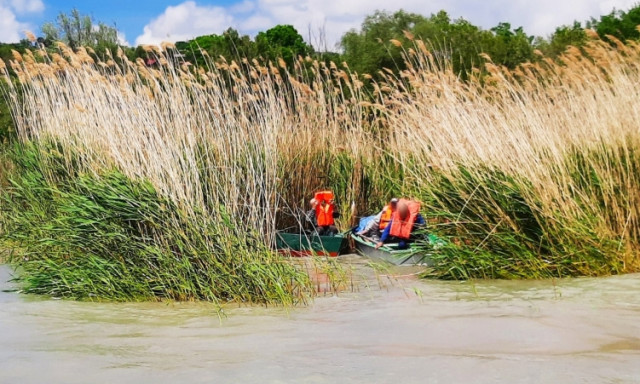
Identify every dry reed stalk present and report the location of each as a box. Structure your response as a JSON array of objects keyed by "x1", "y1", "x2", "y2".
[{"x1": 2, "y1": 33, "x2": 639, "y2": 272}]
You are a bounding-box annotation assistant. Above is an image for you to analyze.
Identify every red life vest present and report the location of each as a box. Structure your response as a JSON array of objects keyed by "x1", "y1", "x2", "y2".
[
  {"x1": 379, "y1": 205, "x2": 393, "y2": 230},
  {"x1": 314, "y1": 191, "x2": 335, "y2": 227},
  {"x1": 314, "y1": 191, "x2": 334, "y2": 203},
  {"x1": 389, "y1": 199, "x2": 421, "y2": 240}
]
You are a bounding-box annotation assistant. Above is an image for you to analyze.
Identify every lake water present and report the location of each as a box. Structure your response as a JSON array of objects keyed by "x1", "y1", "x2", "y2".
[{"x1": 1, "y1": 261, "x2": 639, "y2": 384}]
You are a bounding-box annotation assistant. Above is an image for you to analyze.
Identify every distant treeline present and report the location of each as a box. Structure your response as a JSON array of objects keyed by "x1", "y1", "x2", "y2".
[{"x1": 3, "y1": 5, "x2": 640, "y2": 68}]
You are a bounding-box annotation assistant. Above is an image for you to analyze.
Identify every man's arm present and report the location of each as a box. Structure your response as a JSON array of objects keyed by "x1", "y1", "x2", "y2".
[{"x1": 379, "y1": 220, "x2": 392, "y2": 242}]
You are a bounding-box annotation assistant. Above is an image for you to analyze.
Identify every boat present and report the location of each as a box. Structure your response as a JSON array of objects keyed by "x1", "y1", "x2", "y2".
[
  {"x1": 351, "y1": 233, "x2": 443, "y2": 266},
  {"x1": 276, "y1": 232, "x2": 349, "y2": 257}
]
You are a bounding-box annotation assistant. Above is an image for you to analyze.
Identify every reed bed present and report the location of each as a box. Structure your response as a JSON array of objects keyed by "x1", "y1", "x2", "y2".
[
  {"x1": 386, "y1": 37, "x2": 640, "y2": 278},
  {"x1": 1, "y1": 32, "x2": 639, "y2": 301}
]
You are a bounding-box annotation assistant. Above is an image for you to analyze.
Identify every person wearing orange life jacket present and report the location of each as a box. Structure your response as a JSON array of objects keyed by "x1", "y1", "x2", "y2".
[
  {"x1": 312, "y1": 191, "x2": 339, "y2": 236},
  {"x1": 376, "y1": 199, "x2": 425, "y2": 249},
  {"x1": 357, "y1": 198, "x2": 399, "y2": 239},
  {"x1": 379, "y1": 201, "x2": 395, "y2": 231}
]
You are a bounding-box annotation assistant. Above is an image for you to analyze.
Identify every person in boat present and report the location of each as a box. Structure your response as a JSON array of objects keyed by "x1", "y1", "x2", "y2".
[
  {"x1": 375, "y1": 199, "x2": 425, "y2": 249},
  {"x1": 357, "y1": 198, "x2": 399, "y2": 240},
  {"x1": 305, "y1": 198, "x2": 318, "y2": 228},
  {"x1": 312, "y1": 191, "x2": 339, "y2": 236}
]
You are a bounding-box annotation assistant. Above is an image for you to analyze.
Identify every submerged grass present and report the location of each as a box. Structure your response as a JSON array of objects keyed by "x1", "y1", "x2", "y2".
[{"x1": 0, "y1": 32, "x2": 639, "y2": 301}]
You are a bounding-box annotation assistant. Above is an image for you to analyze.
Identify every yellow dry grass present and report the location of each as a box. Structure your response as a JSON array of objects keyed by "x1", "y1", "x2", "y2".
[{"x1": 1, "y1": 36, "x2": 639, "y2": 271}]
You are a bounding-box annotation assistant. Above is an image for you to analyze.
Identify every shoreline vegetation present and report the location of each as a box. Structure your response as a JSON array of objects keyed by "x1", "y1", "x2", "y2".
[{"x1": 1, "y1": 15, "x2": 640, "y2": 304}]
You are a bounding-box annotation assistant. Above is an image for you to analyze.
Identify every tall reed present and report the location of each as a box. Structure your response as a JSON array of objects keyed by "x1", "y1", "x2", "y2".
[
  {"x1": 1, "y1": 31, "x2": 639, "y2": 296},
  {"x1": 383, "y1": 37, "x2": 640, "y2": 278}
]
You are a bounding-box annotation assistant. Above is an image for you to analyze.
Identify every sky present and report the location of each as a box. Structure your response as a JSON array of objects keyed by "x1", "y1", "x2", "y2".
[{"x1": 1, "y1": 0, "x2": 639, "y2": 48}]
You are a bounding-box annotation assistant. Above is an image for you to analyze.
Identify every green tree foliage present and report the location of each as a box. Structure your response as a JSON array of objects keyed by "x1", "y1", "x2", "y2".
[
  {"x1": 42, "y1": 8, "x2": 120, "y2": 51},
  {"x1": 124, "y1": 45, "x2": 147, "y2": 62},
  {"x1": 341, "y1": 10, "x2": 426, "y2": 76},
  {"x1": 255, "y1": 25, "x2": 313, "y2": 64},
  {"x1": 174, "y1": 25, "x2": 311, "y2": 67},
  {"x1": 411, "y1": 11, "x2": 506, "y2": 75},
  {"x1": 589, "y1": 5, "x2": 640, "y2": 41},
  {"x1": 537, "y1": 22, "x2": 588, "y2": 57},
  {"x1": 341, "y1": 10, "x2": 536, "y2": 78},
  {"x1": 177, "y1": 28, "x2": 257, "y2": 66},
  {"x1": 486, "y1": 23, "x2": 535, "y2": 68}
]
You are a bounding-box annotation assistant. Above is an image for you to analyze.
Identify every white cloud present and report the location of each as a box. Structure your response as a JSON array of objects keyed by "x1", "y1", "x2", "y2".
[
  {"x1": 135, "y1": 1, "x2": 234, "y2": 46},
  {"x1": 8, "y1": 0, "x2": 43, "y2": 14},
  {"x1": 0, "y1": 6, "x2": 27, "y2": 42},
  {"x1": 136, "y1": 0, "x2": 640, "y2": 48},
  {"x1": 230, "y1": 0, "x2": 255, "y2": 14},
  {"x1": 238, "y1": 14, "x2": 272, "y2": 32},
  {"x1": 117, "y1": 31, "x2": 130, "y2": 46},
  {"x1": 0, "y1": 0, "x2": 43, "y2": 43}
]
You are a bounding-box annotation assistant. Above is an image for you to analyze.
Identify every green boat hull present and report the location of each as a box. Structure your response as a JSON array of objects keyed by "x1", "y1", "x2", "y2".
[
  {"x1": 276, "y1": 232, "x2": 348, "y2": 257},
  {"x1": 352, "y1": 233, "x2": 443, "y2": 266}
]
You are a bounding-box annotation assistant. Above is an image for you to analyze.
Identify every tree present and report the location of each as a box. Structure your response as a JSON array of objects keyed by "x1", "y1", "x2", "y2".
[
  {"x1": 255, "y1": 25, "x2": 313, "y2": 65},
  {"x1": 589, "y1": 5, "x2": 640, "y2": 42},
  {"x1": 341, "y1": 10, "x2": 536, "y2": 79},
  {"x1": 341, "y1": 10, "x2": 427, "y2": 76},
  {"x1": 485, "y1": 23, "x2": 534, "y2": 68},
  {"x1": 42, "y1": 8, "x2": 120, "y2": 51},
  {"x1": 177, "y1": 28, "x2": 257, "y2": 66},
  {"x1": 412, "y1": 11, "x2": 494, "y2": 75},
  {"x1": 538, "y1": 22, "x2": 587, "y2": 57}
]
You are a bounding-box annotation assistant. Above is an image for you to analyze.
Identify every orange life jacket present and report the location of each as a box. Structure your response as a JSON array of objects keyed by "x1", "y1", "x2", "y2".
[
  {"x1": 316, "y1": 203, "x2": 335, "y2": 226},
  {"x1": 314, "y1": 191, "x2": 334, "y2": 203},
  {"x1": 314, "y1": 191, "x2": 335, "y2": 227},
  {"x1": 389, "y1": 199, "x2": 421, "y2": 240},
  {"x1": 379, "y1": 205, "x2": 393, "y2": 231}
]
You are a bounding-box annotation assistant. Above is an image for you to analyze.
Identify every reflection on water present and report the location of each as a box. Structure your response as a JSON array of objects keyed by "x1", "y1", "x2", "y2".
[{"x1": 1, "y1": 261, "x2": 639, "y2": 384}]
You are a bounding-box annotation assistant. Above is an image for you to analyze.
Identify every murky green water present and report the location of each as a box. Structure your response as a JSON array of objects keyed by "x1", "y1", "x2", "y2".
[{"x1": 1, "y1": 261, "x2": 639, "y2": 384}]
